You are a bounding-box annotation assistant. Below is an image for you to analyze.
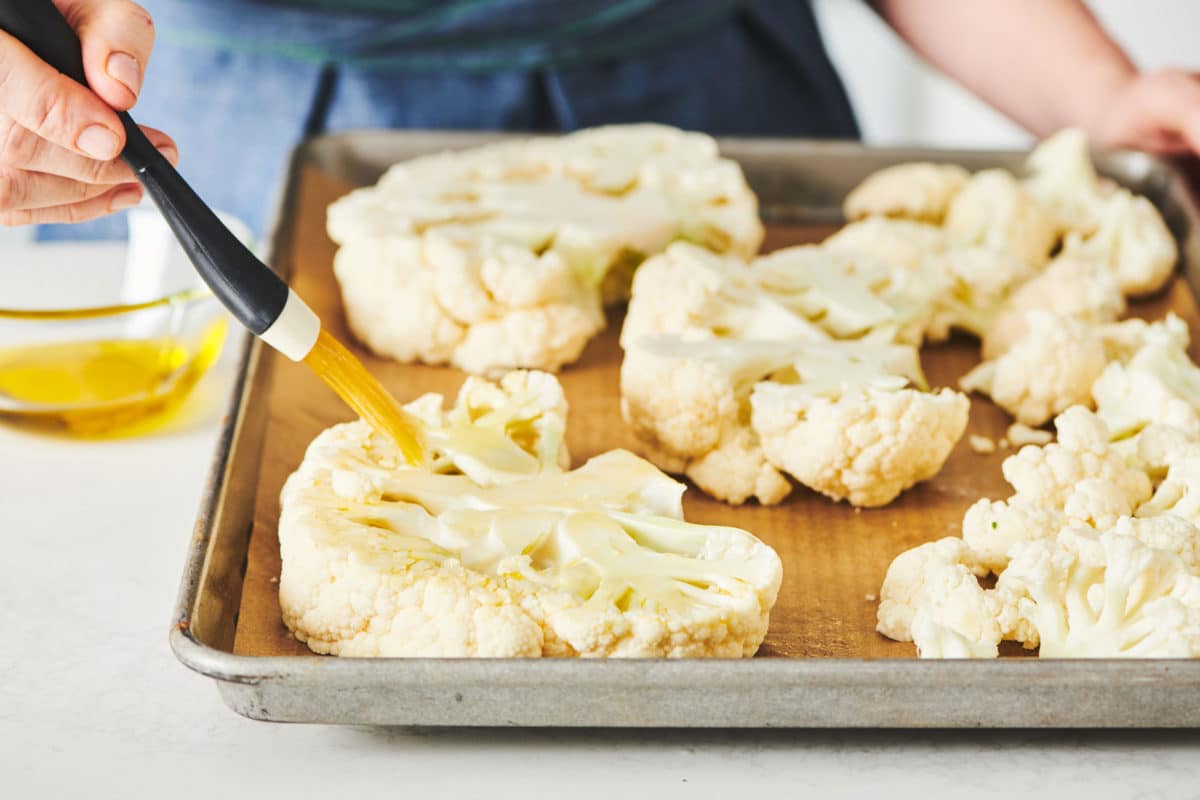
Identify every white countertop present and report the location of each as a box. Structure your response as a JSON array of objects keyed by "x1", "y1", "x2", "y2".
[{"x1": 2, "y1": 253, "x2": 1198, "y2": 800}]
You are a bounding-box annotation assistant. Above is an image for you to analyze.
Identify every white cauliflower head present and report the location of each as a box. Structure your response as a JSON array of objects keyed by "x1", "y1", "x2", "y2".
[
  {"x1": 1001, "y1": 406, "x2": 1152, "y2": 512},
  {"x1": 982, "y1": 255, "x2": 1125, "y2": 359},
  {"x1": 943, "y1": 168, "x2": 1059, "y2": 268},
  {"x1": 876, "y1": 537, "x2": 1001, "y2": 658},
  {"x1": 962, "y1": 496, "x2": 1068, "y2": 574},
  {"x1": 328, "y1": 125, "x2": 762, "y2": 374},
  {"x1": 996, "y1": 527, "x2": 1200, "y2": 656},
  {"x1": 1023, "y1": 127, "x2": 1112, "y2": 236},
  {"x1": 620, "y1": 243, "x2": 825, "y2": 348},
  {"x1": 960, "y1": 310, "x2": 1108, "y2": 426},
  {"x1": 1092, "y1": 313, "x2": 1200, "y2": 439},
  {"x1": 749, "y1": 339, "x2": 968, "y2": 508},
  {"x1": 619, "y1": 337, "x2": 797, "y2": 505},
  {"x1": 1061, "y1": 189, "x2": 1177, "y2": 297},
  {"x1": 280, "y1": 372, "x2": 784, "y2": 659},
  {"x1": 822, "y1": 216, "x2": 948, "y2": 273},
  {"x1": 924, "y1": 246, "x2": 1038, "y2": 341},
  {"x1": 843, "y1": 161, "x2": 970, "y2": 223}
]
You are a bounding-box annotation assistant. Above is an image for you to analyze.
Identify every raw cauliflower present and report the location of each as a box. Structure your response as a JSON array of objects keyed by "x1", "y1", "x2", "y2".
[
  {"x1": 1092, "y1": 313, "x2": 1200, "y2": 439},
  {"x1": 328, "y1": 125, "x2": 762, "y2": 374},
  {"x1": 996, "y1": 527, "x2": 1200, "y2": 656},
  {"x1": 843, "y1": 162, "x2": 970, "y2": 223},
  {"x1": 957, "y1": 408, "x2": 1149, "y2": 574},
  {"x1": 943, "y1": 168, "x2": 1059, "y2": 268},
  {"x1": 619, "y1": 241, "x2": 967, "y2": 508},
  {"x1": 279, "y1": 371, "x2": 783, "y2": 658},
  {"x1": 619, "y1": 243, "x2": 824, "y2": 349},
  {"x1": 962, "y1": 496, "x2": 1068, "y2": 574},
  {"x1": 961, "y1": 310, "x2": 1108, "y2": 426},
  {"x1": 619, "y1": 337, "x2": 796, "y2": 506},
  {"x1": 1061, "y1": 189, "x2": 1178, "y2": 297},
  {"x1": 982, "y1": 255, "x2": 1126, "y2": 359},
  {"x1": 1023, "y1": 127, "x2": 1113, "y2": 236},
  {"x1": 1002, "y1": 407, "x2": 1151, "y2": 512},
  {"x1": 924, "y1": 246, "x2": 1038, "y2": 341},
  {"x1": 822, "y1": 216, "x2": 948, "y2": 273},
  {"x1": 750, "y1": 369, "x2": 968, "y2": 508},
  {"x1": 876, "y1": 537, "x2": 1001, "y2": 658}
]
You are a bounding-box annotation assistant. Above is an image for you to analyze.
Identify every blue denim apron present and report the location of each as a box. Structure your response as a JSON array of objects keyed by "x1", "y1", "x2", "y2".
[{"x1": 42, "y1": 0, "x2": 857, "y2": 240}]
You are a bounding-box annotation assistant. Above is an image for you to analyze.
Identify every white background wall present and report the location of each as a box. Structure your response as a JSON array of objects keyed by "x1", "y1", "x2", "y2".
[{"x1": 814, "y1": 0, "x2": 1200, "y2": 147}]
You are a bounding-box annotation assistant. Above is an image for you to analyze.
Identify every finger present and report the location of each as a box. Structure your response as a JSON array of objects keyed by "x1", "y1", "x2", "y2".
[
  {"x1": 0, "y1": 166, "x2": 136, "y2": 211},
  {"x1": 1139, "y1": 69, "x2": 1200, "y2": 154},
  {"x1": 59, "y1": 0, "x2": 156, "y2": 111},
  {"x1": 0, "y1": 182, "x2": 143, "y2": 226},
  {"x1": 0, "y1": 116, "x2": 176, "y2": 183},
  {"x1": 0, "y1": 29, "x2": 125, "y2": 160}
]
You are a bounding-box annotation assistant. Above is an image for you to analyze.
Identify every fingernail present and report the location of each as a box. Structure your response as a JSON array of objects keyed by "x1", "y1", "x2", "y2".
[
  {"x1": 110, "y1": 186, "x2": 143, "y2": 211},
  {"x1": 106, "y1": 52, "x2": 142, "y2": 96},
  {"x1": 158, "y1": 145, "x2": 178, "y2": 166},
  {"x1": 77, "y1": 125, "x2": 121, "y2": 160}
]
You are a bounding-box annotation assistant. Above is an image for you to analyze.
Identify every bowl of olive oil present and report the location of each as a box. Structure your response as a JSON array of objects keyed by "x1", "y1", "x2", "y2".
[{"x1": 0, "y1": 207, "x2": 244, "y2": 435}]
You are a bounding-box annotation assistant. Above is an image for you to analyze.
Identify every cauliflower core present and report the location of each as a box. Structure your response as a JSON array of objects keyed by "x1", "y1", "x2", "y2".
[
  {"x1": 279, "y1": 371, "x2": 783, "y2": 658},
  {"x1": 328, "y1": 125, "x2": 762, "y2": 374}
]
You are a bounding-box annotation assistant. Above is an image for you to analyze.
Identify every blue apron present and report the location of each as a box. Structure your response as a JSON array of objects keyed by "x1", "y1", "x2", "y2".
[{"x1": 42, "y1": 0, "x2": 857, "y2": 239}]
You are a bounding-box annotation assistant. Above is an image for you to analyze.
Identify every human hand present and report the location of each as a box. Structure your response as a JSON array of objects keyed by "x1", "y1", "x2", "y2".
[
  {"x1": 1092, "y1": 68, "x2": 1200, "y2": 156},
  {"x1": 0, "y1": 0, "x2": 176, "y2": 226}
]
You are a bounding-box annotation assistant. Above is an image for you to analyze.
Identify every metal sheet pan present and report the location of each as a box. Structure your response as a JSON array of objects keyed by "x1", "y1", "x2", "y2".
[{"x1": 171, "y1": 131, "x2": 1200, "y2": 727}]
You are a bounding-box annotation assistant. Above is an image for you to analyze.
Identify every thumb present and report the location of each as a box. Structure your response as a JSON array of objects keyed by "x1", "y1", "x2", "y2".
[{"x1": 58, "y1": 0, "x2": 155, "y2": 111}]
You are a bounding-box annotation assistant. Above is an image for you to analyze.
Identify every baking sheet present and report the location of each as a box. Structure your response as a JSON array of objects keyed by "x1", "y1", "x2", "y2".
[{"x1": 172, "y1": 133, "x2": 1200, "y2": 726}]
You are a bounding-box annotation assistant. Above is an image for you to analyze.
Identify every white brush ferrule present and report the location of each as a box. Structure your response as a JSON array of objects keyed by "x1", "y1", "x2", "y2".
[{"x1": 259, "y1": 289, "x2": 320, "y2": 361}]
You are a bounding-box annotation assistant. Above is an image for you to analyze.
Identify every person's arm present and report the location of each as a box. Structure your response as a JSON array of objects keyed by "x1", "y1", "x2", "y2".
[
  {"x1": 872, "y1": 0, "x2": 1200, "y2": 154},
  {"x1": 0, "y1": 0, "x2": 176, "y2": 226}
]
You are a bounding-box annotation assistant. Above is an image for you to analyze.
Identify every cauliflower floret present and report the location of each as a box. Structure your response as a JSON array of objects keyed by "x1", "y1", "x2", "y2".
[
  {"x1": 1113, "y1": 515, "x2": 1200, "y2": 574},
  {"x1": 1061, "y1": 189, "x2": 1177, "y2": 297},
  {"x1": 1001, "y1": 407, "x2": 1152, "y2": 512},
  {"x1": 329, "y1": 125, "x2": 762, "y2": 374},
  {"x1": 982, "y1": 255, "x2": 1125, "y2": 359},
  {"x1": 749, "y1": 341, "x2": 967, "y2": 507},
  {"x1": 960, "y1": 310, "x2": 1108, "y2": 426},
  {"x1": 843, "y1": 162, "x2": 970, "y2": 223},
  {"x1": 996, "y1": 527, "x2": 1200, "y2": 656},
  {"x1": 1092, "y1": 313, "x2": 1200, "y2": 439},
  {"x1": 876, "y1": 537, "x2": 1001, "y2": 658},
  {"x1": 925, "y1": 247, "x2": 1038, "y2": 340},
  {"x1": 620, "y1": 243, "x2": 825, "y2": 348},
  {"x1": 619, "y1": 337, "x2": 798, "y2": 505},
  {"x1": 280, "y1": 373, "x2": 784, "y2": 659},
  {"x1": 943, "y1": 168, "x2": 1058, "y2": 268},
  {"x1": 334, "y1": 237, "x2": 466, "y2": 365},
  {"x1": 1023, "y1": 127, "x2": 1113, "y2": 236},
  {"x1": 962, "y1": 496, "x2": 1068, "y2": 574},
  {"x1": 823, "y1": 217, "x2": 948, "y2": 272},
  {"x1": 1137, "y1": 455, "x2": 1200, "y2": 526}
]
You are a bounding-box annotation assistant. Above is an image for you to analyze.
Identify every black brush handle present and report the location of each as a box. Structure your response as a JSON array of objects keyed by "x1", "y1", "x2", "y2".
[{"x1": 0, "y1": 0, "x2": 299, "y2": 344}]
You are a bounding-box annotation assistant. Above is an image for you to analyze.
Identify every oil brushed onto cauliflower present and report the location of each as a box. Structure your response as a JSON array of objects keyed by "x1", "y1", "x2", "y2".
[
  {"x1": 328, "y1": 125, "x2": 762, "y2": 375},
  {"x1": 279, "y1": 370, "x2": 783, "y2": 659}
]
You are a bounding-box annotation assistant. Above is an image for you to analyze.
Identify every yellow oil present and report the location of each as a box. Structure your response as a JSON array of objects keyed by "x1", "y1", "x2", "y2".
[
  {"x1": 0, "y1": 318, "x2": 226, "y2": 435},
  {"x1": 303, "y1": 329, "x2": 425, "y2": 464}
]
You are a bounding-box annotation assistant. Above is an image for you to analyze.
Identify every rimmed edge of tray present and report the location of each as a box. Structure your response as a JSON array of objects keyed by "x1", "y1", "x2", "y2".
[{"x1": 171, "y1": 132, "x2": 1200, "y2": 728}]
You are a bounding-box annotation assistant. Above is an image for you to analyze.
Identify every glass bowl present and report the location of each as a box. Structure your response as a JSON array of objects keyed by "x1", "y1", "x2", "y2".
[{"x1": 0, "y1": 206, "x2": 248, "y2": 436}]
